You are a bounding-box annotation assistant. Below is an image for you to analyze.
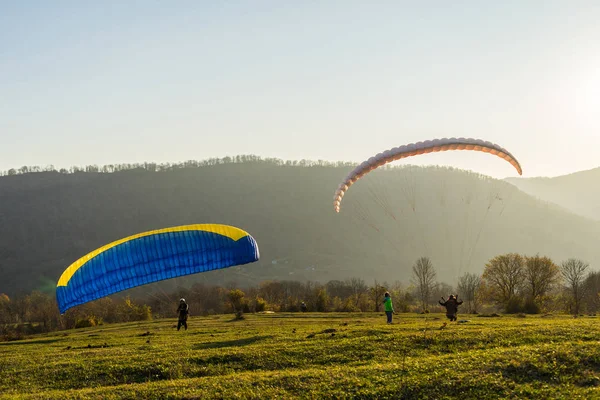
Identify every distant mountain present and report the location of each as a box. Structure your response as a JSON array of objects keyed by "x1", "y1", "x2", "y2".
[
  {"x1": 1, "y1": 159, "x2": 599, "y2": 298},
  {"x1": 505, "y1": 167, "x2": 600, "y2": 221}
]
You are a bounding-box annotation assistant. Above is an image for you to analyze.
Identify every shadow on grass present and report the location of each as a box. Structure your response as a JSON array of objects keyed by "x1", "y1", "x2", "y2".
[
  {"x1": 492, "y1": 355, "x2": 600, "y2": 386},
  {"x1": 193, "y1": 335, "x2": 273, "y2": 350},
  {"x1": 495, "y1": 362, "x2": 556, "y2": 384},
  {"x1": 255, "y1": 313, "x2": 369, "y2": 320},
  {"x1": 0, "y1": 338, "x2": 63, "y2": 346}
]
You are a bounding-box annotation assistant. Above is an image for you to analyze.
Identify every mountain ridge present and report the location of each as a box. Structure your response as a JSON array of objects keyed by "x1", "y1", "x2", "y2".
[
  {"x1": 1, "y1": 160, "x2": 598, "y2": 298},
  {"x1": 505, "y1": 166, "x2": 600, "y2": 221}
]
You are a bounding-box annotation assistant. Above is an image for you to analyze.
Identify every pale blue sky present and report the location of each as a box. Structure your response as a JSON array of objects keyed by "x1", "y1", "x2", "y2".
[{"x1": 1, "y1": 1, "x2": 599, "y2": 178}]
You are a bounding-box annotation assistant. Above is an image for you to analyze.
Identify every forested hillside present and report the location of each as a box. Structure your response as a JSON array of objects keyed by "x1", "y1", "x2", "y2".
[
  {"x1": 1, "y1": 157, "x2": 599, "y2": 297},
  {"x1": 506, "y1": 167, "x2": 600, "y2": 221}
]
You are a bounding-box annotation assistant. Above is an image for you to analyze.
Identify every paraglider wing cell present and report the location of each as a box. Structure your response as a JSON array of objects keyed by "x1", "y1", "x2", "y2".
[
  {"x1": 333, "y1": 137, "x2": 522, "y2": 212},
  {"x1": 56, "y1": 224, "x2": 260, "y2": 314}
]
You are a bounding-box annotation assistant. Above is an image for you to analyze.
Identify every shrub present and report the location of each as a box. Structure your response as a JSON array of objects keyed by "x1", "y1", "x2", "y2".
[
  {"x1": 254, "y1": 297, "x2": 267, "y2": 313},
  {"x1": 75, "y1": 317, "x2": 96, "y2": 329},
  {"x1": 505, "y1": 296, "x2": 524, "y2": 314}
]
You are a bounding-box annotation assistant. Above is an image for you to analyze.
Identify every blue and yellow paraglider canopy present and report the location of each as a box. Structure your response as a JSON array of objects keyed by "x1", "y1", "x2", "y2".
[{"x1": 56, "y1": 224, "x2": 260, "y2": 314}]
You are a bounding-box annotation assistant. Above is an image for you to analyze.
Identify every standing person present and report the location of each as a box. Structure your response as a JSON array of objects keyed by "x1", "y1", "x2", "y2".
[
  {"x1": 177, "y1": 298, "x2": 189, "y2": 331},
  {"x1": 439, "y1": 295, "x2": 463, "y2": 321},
  {"x1": 383, "y1": 292, "x2": 394, "y2": 324}
]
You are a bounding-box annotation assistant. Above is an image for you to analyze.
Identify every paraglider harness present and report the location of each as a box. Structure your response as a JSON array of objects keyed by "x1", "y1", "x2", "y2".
[
  {"x1": 177, "y1": 299, "x2": 189, "y2": 330},
  {"x1": 439, "y1": 295, "x2": 462, "y2": 321}
]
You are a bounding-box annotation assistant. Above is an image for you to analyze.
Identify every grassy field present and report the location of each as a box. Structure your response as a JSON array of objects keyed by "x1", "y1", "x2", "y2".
[{"x1": 1, "y1": 312, "x2": 599, "y2": 399}]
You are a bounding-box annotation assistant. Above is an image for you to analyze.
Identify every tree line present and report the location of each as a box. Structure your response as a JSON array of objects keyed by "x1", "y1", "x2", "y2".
[
  {"x1": 412, "y1": 253, "x2": 599, "y2": 315},
  {"x1": 0, "y1": 154, "x2": 476, "y2": 178},
  {"x1": 1, "y1": 253, "x2": 597, "y2": 341},
  {"x1": 0, "y1": 155, "x2": 360, "y2": 177}
]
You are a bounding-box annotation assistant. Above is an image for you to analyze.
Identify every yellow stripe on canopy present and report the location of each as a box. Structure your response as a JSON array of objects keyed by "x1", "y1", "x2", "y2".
[{"x1": 57, "y1": 224, "x2": 249, "y2": 287}]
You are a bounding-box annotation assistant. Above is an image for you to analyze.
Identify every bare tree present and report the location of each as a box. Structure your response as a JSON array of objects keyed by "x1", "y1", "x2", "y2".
[
  {"x1": 371, "y1": 280, "x2": 387, "y2": 312},
  {"x1": 482, "y1": 253, "x2": 524, "y2": 310},
  {"x1": 561, "y1": 258, "x2": 589, "y2": 315},
  {"x1": 524, "y1": 254, "x2": 561, "y2": 303},
  {"x1": 25, "y1": 291, "x2": 60, "y2": 332},
  {"x1": 583, "y1": 271, "x2": 600, "y2": 314},
  {"x1": 347, "y1": 278, "x2": 368, "y2": 307},
  {"x1": 0, "y1": 294, "x2": 11, "y2": 329},
  {"x1": 457, "y1": 273, "x2": 482, "y2": 314},
  {"x1": 431, "y1": 282, "x2": 454, "y2": 304},
  {"x1": 411, "y1": 257, "x2": 437, "y2": 312}
]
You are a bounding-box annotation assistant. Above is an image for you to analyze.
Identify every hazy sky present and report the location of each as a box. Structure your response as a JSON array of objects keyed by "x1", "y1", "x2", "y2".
[{"x1": 1, "y1": 1, "x2": 599, "y2": 178}]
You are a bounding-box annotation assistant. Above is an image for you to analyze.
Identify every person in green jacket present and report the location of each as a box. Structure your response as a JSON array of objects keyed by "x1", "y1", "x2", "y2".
[{"x1": 383, "y1": 292, "x2": 394, "y2": 324}]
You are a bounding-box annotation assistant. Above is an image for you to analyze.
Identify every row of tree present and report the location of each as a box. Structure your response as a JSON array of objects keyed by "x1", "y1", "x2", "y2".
[
  {"x1": 0, "y1": 155, "x2": 472, "y2": 178},
  {"x1": 0, "y1": 155, "x2": 360, "y2": 176},
  {"x1": 1, "y1": 253, "x2": 597, "y2": 340},
  {"x1": 0, "y1": 292, "x2": 152, "y2": 340},
  {"x1": 412, "y1": 254, "x2": 598, "y2": 315}
]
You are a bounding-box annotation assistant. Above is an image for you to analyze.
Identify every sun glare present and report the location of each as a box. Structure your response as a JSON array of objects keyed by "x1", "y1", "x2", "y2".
[{"x1": 576, "y1": 64, "x2": 600, "y2": 118}]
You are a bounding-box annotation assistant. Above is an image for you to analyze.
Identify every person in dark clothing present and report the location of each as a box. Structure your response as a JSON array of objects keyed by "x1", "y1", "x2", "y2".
[
  {"x1": 439, "y1": 294, "x2": 463, "y2": 321},
  {"x1": 300, "y1": 302, "x2": 308, "y2": 312},
  {"x1": 177, "y1": 298, "x2": 189, "y2": 331}
]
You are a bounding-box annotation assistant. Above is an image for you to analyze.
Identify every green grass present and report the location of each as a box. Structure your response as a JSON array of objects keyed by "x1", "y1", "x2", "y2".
[{"x1": 1, "y1": 313, "x2": 599, "y2": 399}]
